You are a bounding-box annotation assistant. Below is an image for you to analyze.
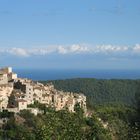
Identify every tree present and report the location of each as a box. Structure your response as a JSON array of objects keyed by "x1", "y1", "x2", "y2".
[
  {"x1": 135, "y1": 85, "x2": 140, "y2": 115},
  {"x1": 86, "y1": 116, "x2": 111, "y2": 140},
  {"x1": 74, "y1": 103, "x2": 84, "y2": 118}
]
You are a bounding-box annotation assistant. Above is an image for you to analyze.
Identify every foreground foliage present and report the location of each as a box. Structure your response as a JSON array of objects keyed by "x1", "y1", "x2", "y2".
[{"x1": 0, "y1": 107, "x2": 111, "y2": 140}]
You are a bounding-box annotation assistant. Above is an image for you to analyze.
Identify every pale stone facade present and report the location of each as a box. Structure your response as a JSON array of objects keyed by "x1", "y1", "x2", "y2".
[
  {"x1": 0, "y1": 67, "x2": 12, "y2": 74},
  {"x1": 17, "y1": 99, "x2": 27, "y2": 111},
  {"x1": 0, "y1": 67, "x2": 17, "y2": 85},
  {"x1": 8, "y1": 72, "x2": 17, "y2": 81},
  {"x1": 0, "y1": 73, "x2": 8, "y2": 85},
  {"x1": 0, "y1": 84, "x2": 13, "y2": 110},
  {"x1": 0, "y1": 67, "x2": 87, "y2": 114}
]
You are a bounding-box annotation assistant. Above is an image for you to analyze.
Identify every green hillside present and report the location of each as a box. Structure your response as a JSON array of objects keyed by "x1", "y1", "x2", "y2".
[{"x1": 40, "y1": 79, "x2": 140, "y2": 139}]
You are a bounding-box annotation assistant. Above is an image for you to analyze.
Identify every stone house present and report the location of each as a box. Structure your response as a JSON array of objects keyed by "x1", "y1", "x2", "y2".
[
  {"x1": 17, "y1": 99, "x2": 27, "y2": 111},
  {"x1": 14, "y1": 79, "x2": 34, "y2": 105},
  {"x1": 0, "y1": 67, "x2": 87, "y2": 114},
  {"x1": 0, "y1": 84, "x2": 13, "y2": 110},
  {"x1": 0, "y1": 73, "x2": 8, "y2": 85},
  {"x1": 0, "y1": 67, "x2": 17, "y2": 84},
  {"x1": 14, "y1": 79, "x2": 87, "y2": 113}
]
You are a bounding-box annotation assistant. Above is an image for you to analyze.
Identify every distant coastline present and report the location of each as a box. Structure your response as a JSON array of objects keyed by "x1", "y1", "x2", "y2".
[{"x1": 14, "y1": 69, "x2": 140, "y2": 80}]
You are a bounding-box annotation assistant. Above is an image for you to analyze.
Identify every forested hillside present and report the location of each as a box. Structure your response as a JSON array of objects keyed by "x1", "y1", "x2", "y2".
[
  {"x1": 0, "y1": 105, "x2": 111, "y2": 140},
  {"x1": 40, "y1": 78, "x2": 140, "y2": 139},
  {"x1": 41, "y1": 78, "x2": 140, "y2": 108}
]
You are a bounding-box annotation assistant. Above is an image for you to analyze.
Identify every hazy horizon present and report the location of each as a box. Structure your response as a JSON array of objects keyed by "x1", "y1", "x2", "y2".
[{"x1": 13, "y1": 69, "x2": 140, "y2": 80}]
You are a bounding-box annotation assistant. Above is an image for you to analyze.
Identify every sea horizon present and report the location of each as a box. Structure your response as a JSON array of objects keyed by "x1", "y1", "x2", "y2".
[{"x1": 14, "y1": 69, "x2": 140, "y2": 81}]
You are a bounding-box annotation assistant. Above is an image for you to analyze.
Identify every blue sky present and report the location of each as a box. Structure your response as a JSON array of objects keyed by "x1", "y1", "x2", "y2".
[{"x1": 0, "y1": 0, "x2": 140, "y2": 69}]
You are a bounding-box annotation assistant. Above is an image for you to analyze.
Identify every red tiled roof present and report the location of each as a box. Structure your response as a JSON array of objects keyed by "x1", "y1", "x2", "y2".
[{"x1": 17, "y1": 99, "x2": 27, "y2": 102}]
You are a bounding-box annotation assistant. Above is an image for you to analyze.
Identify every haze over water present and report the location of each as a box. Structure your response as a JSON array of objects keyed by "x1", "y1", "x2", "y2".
[{"x1": 15, "y1": 69, "x2": 140, "y2": 80}]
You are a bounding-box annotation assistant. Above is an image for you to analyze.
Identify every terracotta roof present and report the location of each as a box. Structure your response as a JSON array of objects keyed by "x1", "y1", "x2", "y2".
[
  {"x1": 34, "y1": 86, "x2": 44, "y2": 90},
  {"x1": 0, "y1": 71, "x2": 7, "y2": 74},
  {"x1": 17, "y1": 99, "x2": 27, "y2": 102},
  {"x1": 66, "y1": 97, "x2": 73, "y2": 105},
  {"x1": 42, "y1": 94, "x2": 50, "y2": 97},
  {"x1": 14, "y1": 94, "x2": 23, "y2": 97}
]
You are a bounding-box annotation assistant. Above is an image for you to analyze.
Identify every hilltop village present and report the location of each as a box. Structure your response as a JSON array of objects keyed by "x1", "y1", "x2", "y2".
[{"x1": 0, "y1": 67, "x2": 87, "y2": 115}]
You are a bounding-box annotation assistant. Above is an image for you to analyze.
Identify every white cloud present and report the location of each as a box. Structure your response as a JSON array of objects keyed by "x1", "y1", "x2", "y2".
[
  {"x1": 133, "y1": 44, "x2": 140, "y2": 53},
  {"x1": 57, "y1": 45, "x2": 89, "y2": 54},
  {"x1": 57, "y1": 46, "x2": 68, "y2": 54},
  {"x1": 94, "y1": 45, "x2": 128, "y2": 53},
  {"x1": 0, "y1": 44, "x2": 140, "y2": 58},
  {"x1": 69, "y1": 45, "x2": 89, "y2": 53},
  {"x1": 8, "y1": 48, "x2": 29, "y2": 57}
]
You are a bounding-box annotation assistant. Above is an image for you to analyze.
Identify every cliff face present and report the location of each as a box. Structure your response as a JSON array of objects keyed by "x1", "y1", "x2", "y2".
[{"x1": 0, "y1": 67, "x2": 87, "y2": 113}]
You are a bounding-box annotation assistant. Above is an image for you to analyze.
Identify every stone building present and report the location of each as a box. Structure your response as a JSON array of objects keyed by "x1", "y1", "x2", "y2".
[
  {"x1": 0, "y1": 73, "x2": 8, "y2": 85},
  {"x1": 17, "y1": 99, "x2": 27, "y2": 111},
  {"x1": 13, "y1": 79, "x2": 87, "y2": 113},
  {"x1": 14, "y1": 79, "x2": 35, "y2": 105},
  {"x1": 0, "y1": 84, "x2": 13, "y2": 110},
  {"x1": 0, "y1": 67, "x2": 87, "y2": 114},
  {"x1": 0, "y1": 67, "x2": 17, "y2": 85}
]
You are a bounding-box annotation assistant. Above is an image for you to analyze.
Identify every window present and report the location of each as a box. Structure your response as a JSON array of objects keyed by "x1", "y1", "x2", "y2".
[
  {"x1": 52, "y1": 95, "x2": 54, "y2": 103},
  {"x1": 61, "y1": 98, "x2": 63, "y2": 103}
]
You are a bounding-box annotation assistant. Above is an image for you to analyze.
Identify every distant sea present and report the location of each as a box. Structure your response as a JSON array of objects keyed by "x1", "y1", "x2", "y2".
[{"x1": 14, "y1": 69, "x2": 140, "y2": 81}]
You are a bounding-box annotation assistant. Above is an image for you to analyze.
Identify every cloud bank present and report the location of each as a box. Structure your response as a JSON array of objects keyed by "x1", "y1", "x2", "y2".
[{"x1": 0, "y1": 44, "x2": 140, "y2": 58}]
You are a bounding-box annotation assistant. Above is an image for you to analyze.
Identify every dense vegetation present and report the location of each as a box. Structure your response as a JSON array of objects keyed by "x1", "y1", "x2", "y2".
[
  {"x1": 0, "y1": 105, "x2": 111, "y2": 140},
  {"x1": 0, "y1": 101, "x2": 139, "y2": 140},
  {"x1": 41, "y1": 78, "x2": 140, "y2": 139}
]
